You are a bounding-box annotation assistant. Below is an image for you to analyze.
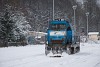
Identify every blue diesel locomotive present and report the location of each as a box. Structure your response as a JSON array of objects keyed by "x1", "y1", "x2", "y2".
[{"x1": 45, "y1": 19, "x2": 80, "y2": 55}]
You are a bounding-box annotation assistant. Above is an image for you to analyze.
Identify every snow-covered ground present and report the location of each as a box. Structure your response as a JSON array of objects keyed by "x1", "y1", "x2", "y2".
[{"x1": 0, "y1": 43, "x2": 100, "y2": 67}]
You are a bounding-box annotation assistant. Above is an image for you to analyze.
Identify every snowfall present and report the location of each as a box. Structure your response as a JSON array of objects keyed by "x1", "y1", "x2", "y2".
[{"x1": 0, "y1": 42, "x2": 100, "y2": 67}]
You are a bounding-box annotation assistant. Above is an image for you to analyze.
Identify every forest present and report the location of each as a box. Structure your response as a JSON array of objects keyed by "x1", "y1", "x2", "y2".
[{"x1": 0, "y1": 0, "x2": 100, "y2": 47}]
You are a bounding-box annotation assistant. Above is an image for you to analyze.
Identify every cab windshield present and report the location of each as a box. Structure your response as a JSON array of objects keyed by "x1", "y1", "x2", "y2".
[{"x1": 50, "y1": 24, "x2": 66, "y2": 30}]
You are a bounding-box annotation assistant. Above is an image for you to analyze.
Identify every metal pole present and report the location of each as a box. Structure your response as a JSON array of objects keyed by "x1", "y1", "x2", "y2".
[
  {"x1": 86, "y1": 12, "x2": 89, "y2": 41},
  {"x1": 72, "y1": 5, "x2": 77, "y2": 35},
  {"x1": 87, "y1": 15, "x2": 88, "y2": 38},
  {"x1": 53, "y1": 0, "x2": 54, "y2": 20},
  {"x1": 74, "y1": 9, "x2": 76, "y2": 34}
]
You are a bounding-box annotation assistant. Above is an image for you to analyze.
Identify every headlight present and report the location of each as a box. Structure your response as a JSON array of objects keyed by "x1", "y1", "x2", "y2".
[{"x1": 46, "y1": 41, "x2": 48, "y2": 44}]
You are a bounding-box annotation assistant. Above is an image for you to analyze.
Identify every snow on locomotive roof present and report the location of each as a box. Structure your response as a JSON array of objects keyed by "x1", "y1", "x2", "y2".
[{"x1": 54, "y1": 19, "x2": 65, "y2": 21}]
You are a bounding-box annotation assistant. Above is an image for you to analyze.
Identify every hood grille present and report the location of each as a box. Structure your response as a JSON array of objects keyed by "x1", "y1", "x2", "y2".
[{"x1": 51, "y1": 40, "x2": 64, "y2": 44}]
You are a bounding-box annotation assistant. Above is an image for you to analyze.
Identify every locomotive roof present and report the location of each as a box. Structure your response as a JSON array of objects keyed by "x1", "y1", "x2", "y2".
[{"x1": 50, "y1": 20, "x2": 69, "y2": 24}]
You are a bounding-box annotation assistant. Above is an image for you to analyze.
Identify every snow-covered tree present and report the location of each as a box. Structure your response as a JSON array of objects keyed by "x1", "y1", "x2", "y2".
[
  {"x1": 11, "y1": 12, "x2": 31, "y2": 36},
  {"x1": 0, "y1": 5, "x2": 31, "y2": 47},
  {"x1": 0, "y1": 10, "x2": 15, "y2": 47}
]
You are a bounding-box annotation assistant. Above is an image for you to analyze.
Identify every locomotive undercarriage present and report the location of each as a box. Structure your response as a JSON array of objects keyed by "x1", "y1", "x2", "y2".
[{"x1": 45, "y1": 42, "x2": 80, "y2": 55}]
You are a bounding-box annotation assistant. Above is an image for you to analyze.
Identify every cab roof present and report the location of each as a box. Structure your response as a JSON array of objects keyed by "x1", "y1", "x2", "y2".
[{"x1": 50, "y1": 20, "x2": 69, "y2": 25}]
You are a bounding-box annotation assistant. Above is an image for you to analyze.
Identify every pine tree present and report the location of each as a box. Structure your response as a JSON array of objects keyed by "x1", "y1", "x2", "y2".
[{"x1": 0, "y1": 11, "x2": 15, "y2": 47}]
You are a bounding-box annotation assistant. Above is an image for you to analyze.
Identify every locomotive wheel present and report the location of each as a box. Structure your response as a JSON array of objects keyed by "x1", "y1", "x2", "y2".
[
  {"x1": 45, "y1": 50, "x2": 49, "y2": 56},
  {"x1": 45, "y1": 46, "x2": 51, "y2": 56},
  {"x1": 67, "y1": 47, "x2": 74, "y2": 55},
  {"x1": 75, "y1": 46, "x2": 80, "y2": 53}
]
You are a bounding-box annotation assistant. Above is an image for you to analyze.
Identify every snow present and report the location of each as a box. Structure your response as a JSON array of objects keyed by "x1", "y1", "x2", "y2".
[
  {"x1": 35, "y1": 36, "x2": 41, "y2": 38},
  {"x1": 36, "y1": 32, "x2": 47, "y2": 36},
  {"x1": 76, "y1": 0, "x2": 84, "y2": 4},
  {"x1": 88, "y1": 32, "x2": 99, "y2": 35},
  {"x1": 97, "y1": 0, "x2": 100, "y2": 7},
  {"x1": 0, "y1": 43, "x2": 100, "y2": 67}
]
